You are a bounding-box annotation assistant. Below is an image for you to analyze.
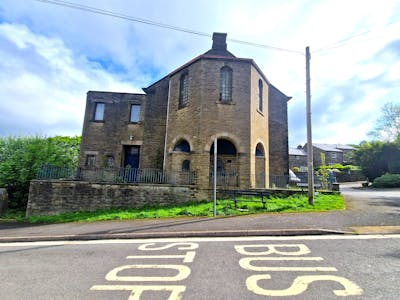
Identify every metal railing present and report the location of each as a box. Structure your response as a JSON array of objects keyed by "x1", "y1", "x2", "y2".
[
  {"x1": 37, "y1": 165, "x2": 80, "y2": 180},
  {"x1": 37, "y1": 165, "x2": 332, "y2": 190},
  {"x1": 37, "y1": 165, "x2": 196, "y2": 185},
  {"x1": 209, "y1": 171, "x2": 239, "y2": 187},
  {"x1": 268, "y1": 174, "x2": 289, "y2": 188},
  {"x1": 267, "y1": 174, "x2": 329, "y2": 189}
]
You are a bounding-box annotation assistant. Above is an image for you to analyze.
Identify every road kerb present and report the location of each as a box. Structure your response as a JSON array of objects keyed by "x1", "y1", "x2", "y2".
[{"x1": 0, "y1": 228, "x2": 353, "y2": 243}]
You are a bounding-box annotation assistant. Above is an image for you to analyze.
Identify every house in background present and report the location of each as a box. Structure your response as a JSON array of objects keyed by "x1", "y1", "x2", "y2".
[
  {"x1": 78, "y1": 33, "x2": 291, "y2": 190},
  {"x1": 289, "y1": 143, "x2": 355, "y2": 170},
  {"x1": 289, "y1": 146, "x2": 307, "y2": 171}
]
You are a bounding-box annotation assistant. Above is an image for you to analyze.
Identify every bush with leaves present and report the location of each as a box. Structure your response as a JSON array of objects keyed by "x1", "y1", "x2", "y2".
[
  {"x1": 372, "y1": 173, "x2": 400, "y2": 188},
  {"x1": 353, "y1": 139, "x2": 400, "y2": 181},
  {"x1": 0, "y1": 136, "x2": 80, "y2": 209}
]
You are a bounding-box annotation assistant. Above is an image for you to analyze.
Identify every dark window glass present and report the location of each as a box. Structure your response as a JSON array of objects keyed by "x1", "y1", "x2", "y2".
[
  {"x1": 94, "y1": 103, "x2": 105, "y2": 121},
  {"x1": 106, "y1": 155, "x2": 114, "y2": 168},
  {"x1": 182, "y1": 160, "x2": 190, "y2": 172},
  {"x1": 210, "y1": 139, "x2": 237, "y2": 155},
  {"x1": 258, "y1": 79, "x2": 263, "y2": 112},
  {"x1": 130, "y1": 104, "x2": 141, "y2": 123},
  {"x1": 174, "y1": 140, "x2": 190, "y2": 152},
  {"x1": 85, "y1": 154, "x2": 96, "y2": 167},
  {"x1": 179, "y1": 72, "x2": 189, "y2": 107},
  {"x1": 255, "y1": 143, "x2": 264, "y2": 157},
  {"x1": 220, "y1": 66, "x2": 232, "y2": 102}
]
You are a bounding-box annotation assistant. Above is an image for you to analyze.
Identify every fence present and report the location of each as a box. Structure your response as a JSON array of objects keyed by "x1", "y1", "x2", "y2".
[
  {"x1": 268, "y1": 174, "x2": 289, "y2": 188},
  {"x1": 37, "y1": 165, "x2": 197, "y2": 185},
  {"x1": 294, "y1": 172, "x2": 330, "y2": 189},
  {"x1": 37, "y1": 165, "x2": 79, "y2": 181},
  {"x1": 268, "y1": 174, "x2": 331, "y2": 189},
  {"x1": 37, "y1": 166, "x2": 333, "y2": 189},
  {"x1": 209, "y1": 171, "x2": 238, "y2": 187}
]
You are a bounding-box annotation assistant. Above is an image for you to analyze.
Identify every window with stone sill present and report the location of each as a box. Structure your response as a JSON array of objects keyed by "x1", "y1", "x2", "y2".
[
  {"x1": 220, "y1": 66, "x2": 232, "y2": 102},
  {"x1": 179, "y1": 71, "x2": 189, "y2": 108},
  {"x1": 85, "y1": 154, "x2": 96, "y2": 167},
  {"x1": 130, "y1": 104, "x2": 141, "y2": 123},
  {"x1": 106, "y1": 155, "x2": 114, "y2": 168},
  {"x1": 258, "y1": 79, "x2": 263, "y2": 112}
]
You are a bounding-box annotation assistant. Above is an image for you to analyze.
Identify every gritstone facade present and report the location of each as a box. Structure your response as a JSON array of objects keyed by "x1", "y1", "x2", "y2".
[{"x1": 78, "y1": 33, "x2": 291, "y2": 190}]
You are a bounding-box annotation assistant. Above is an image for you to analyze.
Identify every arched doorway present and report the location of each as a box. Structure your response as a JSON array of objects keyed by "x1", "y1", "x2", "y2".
[
  {"x1": 209, "y1": 139, "x2": 238, "y2": 187},
  {"x1": 255, "y1": 143, "x2": 266, "y2": 188},
  {"x1": 171, "y1": 139, "x2": 192, "y2": 184}
]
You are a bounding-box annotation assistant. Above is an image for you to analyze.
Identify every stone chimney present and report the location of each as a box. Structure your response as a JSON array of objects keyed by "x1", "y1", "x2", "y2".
[
  {"x1": 212, "y1": 32, "x2": 227, "y2": 51},
  {"x1": 204, "y1": 32, "x2": 235, "y2": 57}
]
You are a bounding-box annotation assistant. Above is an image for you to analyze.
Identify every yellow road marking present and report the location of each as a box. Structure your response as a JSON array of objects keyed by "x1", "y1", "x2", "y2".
[
  {"x1": 105, "y1": 264, "x2": 191, "y2": 282},
  {"x1": 90, "y1": 285, "x2": 186, "y2": 300},
  {"x1": 126, "y1": 251, "x2": 196, "y2": 263}
]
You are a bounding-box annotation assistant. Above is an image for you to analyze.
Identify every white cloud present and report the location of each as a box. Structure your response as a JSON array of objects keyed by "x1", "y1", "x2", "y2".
[
  {"x1": 0, "y1": 0, "x2": 399, "y2": 147},
  {"x1": 0, "y1": 22, "x2": 139, "y2": 137}
]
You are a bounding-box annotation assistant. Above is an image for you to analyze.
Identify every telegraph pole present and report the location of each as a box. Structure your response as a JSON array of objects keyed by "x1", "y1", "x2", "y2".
[
  {"x1": 213, "y1": 137, "x2": 217, "y2": 216},
  {"x1": 306, "y1": 46, "x2": 314, "y2": 205}
]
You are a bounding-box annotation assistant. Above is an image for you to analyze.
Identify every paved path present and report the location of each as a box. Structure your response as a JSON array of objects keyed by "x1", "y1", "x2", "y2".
[{"x1": 0, "y1": 182, "x2": 399, "y2": 241}]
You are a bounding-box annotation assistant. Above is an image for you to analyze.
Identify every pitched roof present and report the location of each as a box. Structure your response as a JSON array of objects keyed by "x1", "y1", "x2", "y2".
[
  {"x1": 146, "y1": 33, "x2": 271, "y2": 90},
  {"x1": 335, "y1": 144, "x2": 355, "y2": 150},
  {"x1": 313, "y1": 144, "x2": 343, "y2": 152},
  {"x1": 289, "y1": 148, "x2": 307, "y2": 156}
]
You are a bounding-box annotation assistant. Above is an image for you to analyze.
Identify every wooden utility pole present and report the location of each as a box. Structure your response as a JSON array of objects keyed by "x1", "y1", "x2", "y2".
[
  {"x1": 306, "y1": 46, "x2": 314, "y2": 205},
  {"x1": 213, "y1": 137, "x2": 217, "y2": 216}
]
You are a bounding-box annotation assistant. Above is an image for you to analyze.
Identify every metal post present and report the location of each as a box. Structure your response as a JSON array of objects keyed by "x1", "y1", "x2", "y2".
[
  {"x1": 213, "y1": 137, "x2": 217, "y2": 216},
  {"x1": 306, "y1": 46, "x2": 314, "y2": 205}
]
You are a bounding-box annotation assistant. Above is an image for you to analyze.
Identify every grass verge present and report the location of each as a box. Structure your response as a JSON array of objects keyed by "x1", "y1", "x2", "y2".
[{"x1": 1, "y1": 193, "x2": 344, "y2": 224}]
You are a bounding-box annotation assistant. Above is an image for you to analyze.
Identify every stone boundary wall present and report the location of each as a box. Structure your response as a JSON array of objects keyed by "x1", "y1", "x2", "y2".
[{"x1": 27, "y1": 180, "x2": 209, "y2": 216}]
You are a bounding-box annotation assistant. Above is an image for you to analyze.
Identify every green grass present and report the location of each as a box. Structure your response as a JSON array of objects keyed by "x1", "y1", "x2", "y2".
[{"x1": 0, "y1": 193, "x2": 344, "y2": 224}]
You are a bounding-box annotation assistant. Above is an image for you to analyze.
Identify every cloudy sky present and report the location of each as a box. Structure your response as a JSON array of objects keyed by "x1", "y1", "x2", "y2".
[{"x1": 0, "y1": 0, "x2": 399, "y2": 147}]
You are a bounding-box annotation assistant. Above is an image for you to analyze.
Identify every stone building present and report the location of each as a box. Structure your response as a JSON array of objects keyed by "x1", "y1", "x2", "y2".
[
  {"x1": 289, "y1": 146, "x2": 308, "y2": 171},
  {"x1": 290, "y1": 143, "x2": 355, "y2": 169},
  {"x1": 79, "y1": 33, "x2": 291, "y2": 190}
]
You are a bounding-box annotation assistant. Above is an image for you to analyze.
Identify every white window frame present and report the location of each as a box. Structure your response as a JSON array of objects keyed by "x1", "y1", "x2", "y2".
[{"x1": 130, "y1": 104, "x2": 141, "y2": 123}]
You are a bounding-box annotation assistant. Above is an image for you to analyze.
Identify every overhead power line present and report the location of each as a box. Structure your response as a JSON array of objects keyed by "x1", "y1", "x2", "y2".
[
  {"x1": 36, "y1": 0, "x2": 304, "y2": 55},
  {"x1": 313, "y1": 19, "x2": 400, "y2": 53}
]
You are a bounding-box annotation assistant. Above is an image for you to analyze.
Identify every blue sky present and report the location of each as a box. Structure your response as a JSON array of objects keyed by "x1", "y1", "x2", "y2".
[{"x1": 0, "y1": 0, "x2": 399, "y2": 147}]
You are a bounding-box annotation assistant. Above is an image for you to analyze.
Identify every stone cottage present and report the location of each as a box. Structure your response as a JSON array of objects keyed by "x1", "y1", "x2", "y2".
[
  {"x1": 79, "y1": 33, "x2": 291, "y2": 190},
  {"x1": 290, "y1": 143, "x2": 355, "y2": 170}
]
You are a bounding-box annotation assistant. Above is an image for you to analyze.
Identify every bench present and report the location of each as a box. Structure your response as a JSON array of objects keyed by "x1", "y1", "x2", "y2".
[
  {"x1": 225, "y1": 190, "x2": 270, "y2": 209},
  {"x1": 296, "y1": 183, "x2": 322, "y2": 192}
]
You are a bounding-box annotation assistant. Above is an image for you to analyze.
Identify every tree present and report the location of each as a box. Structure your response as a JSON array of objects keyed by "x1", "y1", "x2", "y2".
[
  {"x1": 369, "y1": 102, "x2": 400, "y2": 141},
  {"x1": 0, "y1": 136, "x2": 80, "y2": 209},
  {"x1": 353, "y1": 139, "x2": 400, "y2": 180}
]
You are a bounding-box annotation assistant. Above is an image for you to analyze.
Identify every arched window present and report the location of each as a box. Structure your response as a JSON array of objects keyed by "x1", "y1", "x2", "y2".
[
  {"x1": 220, "y1": 66, "x2": 232, "y2": 102},
  {"x1": 210, "y1": 139, "x2": 237, "y2": 155},
  {"x1": 182, "y1": 160, "x2": 190, "y2": 172},
  {"x1": 258, "y1": 79, "x2": 263, "y2": 112},
  {"x1": 173, "y1": 140, "x2": 190, "y2": 152},
  {"x1": 255, "y1": 143, "x2": 265, "y2": 157},
  {"x1": 179, "y1": 71, "x2": 189, "y2": 107}
]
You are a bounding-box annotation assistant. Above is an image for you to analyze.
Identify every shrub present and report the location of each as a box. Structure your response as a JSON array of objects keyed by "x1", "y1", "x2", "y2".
[
  {"x1": 372, "y1": 173, "x2": 400, "y2": 188},
  {"x1": 316, "y1": 164, "x2": 359, "y2": 171},
  {"x1": 0, "y1": 136, "x2": 80, "y2": 209}
]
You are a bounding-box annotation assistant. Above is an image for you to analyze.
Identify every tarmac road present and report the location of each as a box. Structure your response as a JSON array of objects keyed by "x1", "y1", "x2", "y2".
[
  {"x1": 0, "y1": 234, "x2": 399, "y2": 299},
  {"x1": 0, "y1": 182, "x2": 399, "y2": 242}
]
